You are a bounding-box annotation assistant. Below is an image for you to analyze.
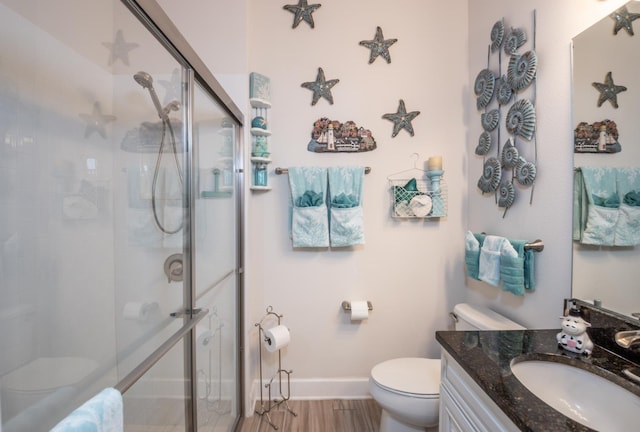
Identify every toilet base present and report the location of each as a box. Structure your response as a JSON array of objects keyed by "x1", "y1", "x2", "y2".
[{"x1": 380, "y1": 409, "x2": 437, "y2": 432}]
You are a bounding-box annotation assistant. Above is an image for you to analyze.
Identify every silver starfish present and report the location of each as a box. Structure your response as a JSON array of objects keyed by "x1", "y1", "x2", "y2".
[
  {"x1": 592, "y1": 71, "x2": 627, "y2": 108},
  {"x1": 382, "y1": 99, "x2": 420, "y2": 137},
  {"x1": 359, "y1": 26, "x2": 398, "y2": 64},
  {"x1": 611, "y1": 6, "x2": 640, "y2": 36},
  {"x1": 283, "y1": 0, "x2": 322, "y2": 29},
  {"x1": 79, "y1": 102, "x2": 116, "y2": 139},
  {"x1": 102, "y1": 30, "x2": 139, "y2": 66},
  {"x1": 301, "y1": 67, "x2": 339, "y2": 105}
]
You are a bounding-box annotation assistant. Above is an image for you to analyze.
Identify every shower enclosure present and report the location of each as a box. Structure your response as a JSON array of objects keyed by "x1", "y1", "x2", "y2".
[{"x1": 0, "y1": 0, "x2": 243, "y2": 431}]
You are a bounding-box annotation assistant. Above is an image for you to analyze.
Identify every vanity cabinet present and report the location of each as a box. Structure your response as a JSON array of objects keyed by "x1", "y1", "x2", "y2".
[{"x1": 439, "y1": 350, "x2": 518, "y2": 432}]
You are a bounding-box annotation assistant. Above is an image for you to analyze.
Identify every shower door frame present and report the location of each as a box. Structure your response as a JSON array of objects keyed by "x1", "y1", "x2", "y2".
[{"x1": 122, "y1": 0, "x2": 245, "y2": 429}]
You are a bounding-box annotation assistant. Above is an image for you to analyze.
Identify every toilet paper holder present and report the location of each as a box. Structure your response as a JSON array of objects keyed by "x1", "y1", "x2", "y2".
[{"x1": 341, "y1": 300, "x2": 373, "y2": 312}]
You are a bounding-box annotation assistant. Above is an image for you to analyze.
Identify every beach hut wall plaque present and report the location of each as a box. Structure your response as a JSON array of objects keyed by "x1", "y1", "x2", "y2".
[{"x1": 307, "y1": 117, "x2": 377, "y2": 153}]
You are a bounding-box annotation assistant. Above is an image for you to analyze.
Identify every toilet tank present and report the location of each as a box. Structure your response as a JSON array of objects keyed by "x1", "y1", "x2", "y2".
[{"x1": 453, "y1": 303, "x2": 525, "y2": 331}]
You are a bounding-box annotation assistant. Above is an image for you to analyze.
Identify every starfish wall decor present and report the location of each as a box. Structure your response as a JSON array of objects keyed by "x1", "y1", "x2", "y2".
[
  {"x1": 382, "y1": 99, "x2": 420, "y2": 137},
  {"x1": 611, "y1": 6, "x2": 640, "y2": 36},
  {"x1": 301, "y1": 67, "x2": 339, "y2": 105},
  {"x1": 283, "y1": 0, "x2": 321, "y2": 29},
  {"x1": 592, "y1": 71, "x2": 627, "y2": 108},
  {"x1": 359, "y1": 26, "x2": 398, "y2": 64},
  {"x1": 102, "y1": 30, "x2": 139, "y2": 66},
  {"x1": 79, "y1": 101, "x2": 117, "y2": 139}
]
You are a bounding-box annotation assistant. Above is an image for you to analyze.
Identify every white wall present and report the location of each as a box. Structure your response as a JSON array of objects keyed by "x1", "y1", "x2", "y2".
[
  {"x1": 246, "y1": 0, "x2": 468, "y2": 400},
  {"x1": 465, "y1": 0, "x2": 628, "y2": 328},
  {"x1": 155, "y1": 0, "x2": 632, "y2": 413}
]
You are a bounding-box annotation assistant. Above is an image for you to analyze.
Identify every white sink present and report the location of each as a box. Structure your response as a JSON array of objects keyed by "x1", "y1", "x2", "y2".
[{"x1": 510, "y1": 359, "x2": 640, "y2": 431}]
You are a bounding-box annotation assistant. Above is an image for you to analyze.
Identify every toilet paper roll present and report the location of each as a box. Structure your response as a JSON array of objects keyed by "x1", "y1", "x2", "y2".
[
  {"x1": 263, "y1": 325, "x2": 290, "y2": 353},
  {"x1": 350, "y1": 301, "x2": 369, "y2": 321},
  {"x1": 122, "y1": 302, "x2": 159, "y2": 322},
  {"x1": 196, "y1": 325, "x2": 214, "y2": 350}
]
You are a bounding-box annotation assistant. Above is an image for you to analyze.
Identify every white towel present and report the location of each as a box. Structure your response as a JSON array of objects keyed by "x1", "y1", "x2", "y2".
[{"x1": 478, "y1": 235, "x2": 508, "y2": 286}]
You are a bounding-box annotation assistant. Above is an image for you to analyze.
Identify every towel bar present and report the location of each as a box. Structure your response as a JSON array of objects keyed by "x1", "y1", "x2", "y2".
[
  {"x1": 480, "y1": 232, "x2": 544, "y2": 252},
  {"x1": 276, "y1": 166, "x2": 371, "y2": 175}
]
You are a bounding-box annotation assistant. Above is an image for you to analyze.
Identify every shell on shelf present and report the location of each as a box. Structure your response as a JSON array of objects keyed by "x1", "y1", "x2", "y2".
[
  {"x1": 504, "y1": 27, "x2": 527, "y2": 55},
  {"x1": 506, "y1": 99, "x2": 536, "y2": 140},
  {"x1": 491, "y1": 20, "x2": 505, "y2": 52},
  {"x1": 515, "y1": 157, "x2": 537, "y2": 186},
  {"x1": 476, "y1": 131, "x2": 492, "y2": 155},
  {"x1": 498, "y1": 180, "x2": 516, "y2": 208},
  {"x1": 496, "y1": 75, "x2": 513, "y2": 106},
  {"x1": 477, "y1": 157, "x2": 502, "y2": 193},
  {"x1": 475, "y1": 69, "x2": 496, "y2": 110},
  {"x1": 507, "y1": 50, "x2": 537, "y2": 92},
  {"x1": 481, "y1": 109, "x2": 500, "y2": 132},
  {"x1": 501, "y1": 138, "x2": 519, "y2": 168}
]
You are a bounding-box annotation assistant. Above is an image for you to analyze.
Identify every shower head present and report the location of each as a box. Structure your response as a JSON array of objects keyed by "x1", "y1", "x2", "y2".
[
  {"x1": 133, "y1": 71, "x2": 166, "y2": 120},
  {"x1": 133, "y1": 71, "x2": 153, "y2": 89}
]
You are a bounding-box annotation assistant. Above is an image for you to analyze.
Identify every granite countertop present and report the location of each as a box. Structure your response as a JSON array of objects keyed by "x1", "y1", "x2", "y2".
[{"x1": 436, "y1": 329, "x2": 640, "y2": 432}]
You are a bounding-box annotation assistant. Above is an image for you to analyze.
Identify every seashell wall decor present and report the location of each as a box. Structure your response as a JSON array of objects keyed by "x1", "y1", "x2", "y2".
[{"x1": 474, "y1": 11, "x2": 538, "y2": 217}]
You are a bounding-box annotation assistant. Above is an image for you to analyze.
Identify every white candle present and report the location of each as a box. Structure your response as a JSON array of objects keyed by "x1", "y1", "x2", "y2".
[{"x1": 428, "y1": 156, "x2": 442, "y2": 171}]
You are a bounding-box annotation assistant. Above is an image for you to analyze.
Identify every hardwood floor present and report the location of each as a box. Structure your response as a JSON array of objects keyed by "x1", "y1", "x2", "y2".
[{"x1": 237, "y1": 399, "x2": 382, "y2": 432}]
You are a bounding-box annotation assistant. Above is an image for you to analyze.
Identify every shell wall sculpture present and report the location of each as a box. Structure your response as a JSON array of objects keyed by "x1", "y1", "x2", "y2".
[
  {"x1": 491, "y1": 20, "x2": 504, "y2": 52},
  {"x1": 481, "y1": 109, "x2": 500, "y2": 132},
  {"x1": 515, "y1": 157, "x2": 537, "y2": 186},
  {"x1": 507, "y1": 50, "x2": 537, "y2": 92},
  {"x1": 498, "y1": 180, "x2": 516, "y2": 208},
  {"x1": 496, "y1": 75, "x2": 513, "y2": 106},
  {"x1": 504, "y1": 27, "x2": 527, "y2": 55},
  {"x1": 506, "y1": 99, "x2": 536, "y2": 140},
  {"x1": 501, "y1": 138, "x2": 519, "y2": 168},
  {"x1": 476, "y1": 132, "x2": 492, "y2": 155},
  {"x1": 477, "y1": 157, "x2": 502, "y2": 193},
  {"x1": 475, "y1": 69, "x2": 496, "y2": 110}
]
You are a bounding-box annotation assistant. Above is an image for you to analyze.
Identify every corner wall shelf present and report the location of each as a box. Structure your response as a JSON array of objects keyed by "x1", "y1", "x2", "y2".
[{"x1": 249, "y1": 73, "x2": 273, "y2": 191}]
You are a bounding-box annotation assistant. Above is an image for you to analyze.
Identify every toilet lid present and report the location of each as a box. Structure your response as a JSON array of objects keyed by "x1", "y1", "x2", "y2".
[{"x1": 371, "y1": 357, "x2": 440, "y2": 396}]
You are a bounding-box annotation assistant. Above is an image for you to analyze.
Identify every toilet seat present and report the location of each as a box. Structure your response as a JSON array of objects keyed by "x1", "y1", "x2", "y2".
[{"x1": 370, "y1": 357, "x2": 440, "y2": 398}]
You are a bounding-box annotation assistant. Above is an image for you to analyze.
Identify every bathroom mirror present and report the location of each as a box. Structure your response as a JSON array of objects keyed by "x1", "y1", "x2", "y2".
[{"x1": 572, "y1": 1, "x2": 640, "y2": 319}]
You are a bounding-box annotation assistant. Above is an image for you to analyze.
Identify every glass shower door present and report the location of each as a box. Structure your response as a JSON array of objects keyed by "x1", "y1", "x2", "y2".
[
  {"x1": 191, "y1": 81, "x2": 240, "y2": 431},
  {"x1": 0, "y1": 0, "x2": 242, "y2": 430}
]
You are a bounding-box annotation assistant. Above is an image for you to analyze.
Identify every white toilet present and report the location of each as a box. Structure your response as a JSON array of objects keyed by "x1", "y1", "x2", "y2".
[{"x1": 369, "y1": 303, "x2": 525, "y2": 432}]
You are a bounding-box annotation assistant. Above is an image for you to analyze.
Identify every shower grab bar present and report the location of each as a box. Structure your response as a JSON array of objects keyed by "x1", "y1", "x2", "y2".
[
  {"x1": 115, "y1": 308, "x2": 208, "y2": 394},
  {"x1": 275, "y1": 166, "x2": 371, "y2": 175}
]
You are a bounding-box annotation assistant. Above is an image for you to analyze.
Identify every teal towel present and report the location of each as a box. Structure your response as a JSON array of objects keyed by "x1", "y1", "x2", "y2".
[
  {"x1": 624, "y1": 190, "x2": 640, "y2": 206},
  {"x1": 296, "y1": 190, "x2": 324, "y2": 207},
  {"x1": 464, "y1": 231, "x2": 479, "y2": 280},
  {"x1": 592, "y1": 193, "x2": 620, "y2": 208},
  {"x1": 579, "y1": 167, "x2": 618, "y2": 246},
  {"x1": 464, "y1": 232, "x2": 485, "y2": 280},
  {"x1": 500, "y1": 239, "x2": 536, "y2": 295},
  {"x1": 288, "y1": 167, "x2": 329, "y2": 247},
  {"x1": 328, "y1": 166, "x2": 365, "y2": 247},
  {"x1": 50, "y1": 387, "x2": 123, "y2": 432},
  {"x1": 573, "y1": 170, "x2": 587, "y2": 241},
  {"x1": 615, "y1": 167, "x2": 640, "y2": 246}
]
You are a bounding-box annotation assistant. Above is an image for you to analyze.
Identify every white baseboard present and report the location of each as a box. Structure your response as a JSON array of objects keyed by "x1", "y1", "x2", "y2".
[{"x1": 252, "y1": 377, "x2": 371, "y2": 401}]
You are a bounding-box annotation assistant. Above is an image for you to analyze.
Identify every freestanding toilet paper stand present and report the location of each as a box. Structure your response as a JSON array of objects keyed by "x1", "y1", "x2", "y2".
[{"x1": 254, "y1": 306, "x2": 297, "y2": 429}]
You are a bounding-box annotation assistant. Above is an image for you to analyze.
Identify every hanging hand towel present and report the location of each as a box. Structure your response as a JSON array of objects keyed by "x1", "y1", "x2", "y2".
[
  {"x1": 328, "y1": 166, "x2": 365, "y2": 247},
  {"x1": 288, "y1": 167, "x2": 329, "y2": 247},
  {"x1": 479, "y1": 235, "x2": 508, "y2": 286},
  {"x1": 500, "y1": 239, "x2": 526, "y2": 296},
  {"x1": 464, "y1": 231, "x2": 483, "y2": 280},
  {"x1": 50, "y1": 387, "x2": 123, "y2": 432},
  {"x1": 579, "y1": 167, "x2": 619, "y2": 246},
  {"x1": 614, "y1": 167, "x2": 640, "y2": 246}
]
